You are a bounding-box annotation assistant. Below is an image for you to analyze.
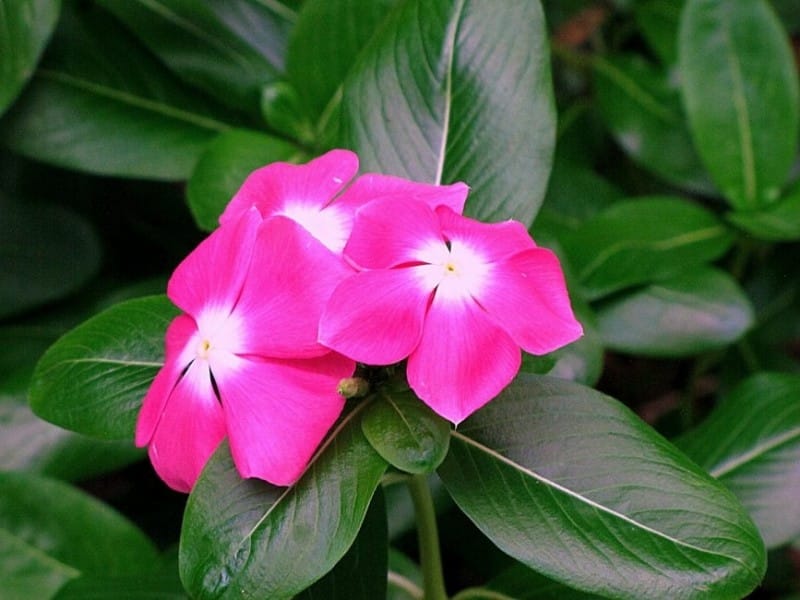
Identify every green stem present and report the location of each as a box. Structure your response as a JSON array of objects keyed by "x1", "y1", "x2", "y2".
[{"x1": 407, "y1": 474, "x2": 448, "y2": 600}]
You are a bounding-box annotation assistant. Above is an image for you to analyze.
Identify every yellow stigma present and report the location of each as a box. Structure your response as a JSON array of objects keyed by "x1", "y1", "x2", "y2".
[
  {"x1": 445, "y1": 261, "x2": 457, "y2": 273},
  {"x1": 197, "y1": 339, "x2": 212, "y2": 359}
]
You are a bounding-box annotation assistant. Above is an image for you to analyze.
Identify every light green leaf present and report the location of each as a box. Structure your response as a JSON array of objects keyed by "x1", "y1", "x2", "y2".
[
  {"x1": 561, "y1": 196, "x2": 734, "y2": 300},
  {"x1": 593, "y1": 54, "x2": 714, "y2": 194},
  {"x1": 97, "y1": 0, "x2": 294, "y2": 114},
  {"x1": 341, "y1": 0, "x2": 555, "y2": 226},
  {"x1": 0, "y1": 4, "x2": 236, "y2": 180},
  {"x1": 186, "y1": 129, "x2": 303, "y2": 231},
  {"x1": 0, "y1": 471, "x2": 160, "y2": 600},
  {"x1": 727, "y1": 181, "x2": 800, "y2": 241},
  {"x1": 179, "y1": 404, "x2": 388, "y2": 599},
  {"x1": 438, "y1": 374, "x2": 766, "y2": 599},
  {"x1": 29, "y1": 296, "x2": 178, "y2": 440},
  {"x1": 679, "y1": 0, "x2": 800, "y2": 208},
  {"x1": 596, "y1": 267, "x2": 754, "y2": 357},
  {"x1": 0, "y1": 200, "x2": 102, "y2": 319},
  {"x1": 362, "y1": 386, "x2": 451, "y2": 474},
  {"x1": 0, "y1": 0, "x2": 61, "y2": 115},
  {"x1": 677, "y1": 372, "x2": 800, "y2": 549}
]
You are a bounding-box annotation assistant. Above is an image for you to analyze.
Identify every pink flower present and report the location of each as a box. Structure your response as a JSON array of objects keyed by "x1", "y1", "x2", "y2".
[
  {"x1": 136, "y1": 209, "x2": 354, "y2": 492},
  {"x1": 319, "y1": 198, "x2": 583, "y2": 423},
  {"x1": 220, "y1": 149, "x2": 469, "y2": 255}
]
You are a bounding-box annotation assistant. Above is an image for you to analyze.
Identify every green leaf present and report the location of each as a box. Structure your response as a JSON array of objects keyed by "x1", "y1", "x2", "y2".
[
  {"x1": 0, "y1": 4, "x2": 236, "y2": 180},
  {"x1": 186, "y1": 129, "x2": 303, "y2": 231},
  {"x1": 179, "y1": 404, "x2": 388, "y2": 600},
  {"x1": 596, "y1": 267, "x2": 754, "y2": 357},
  {"x1": 341, "y1": 0, "x2": 555, "y2": 226},
  {"x1": 387, "y1": 548, "x2": 422, "y2": 600},
  {"x1": 287, "y1": 0, "x2": 398, "y2": 123},
  {"x1": 53, "y1": 575, "x2": 187, "y2": 600},
  {"x1": 593, "y1": 55, "x2": 714, "y2": 194},
  {"x1": 487, "y1": 562, "x2": 605, "y2": 599},
  {"x1": 0, "y1": 0, "x2": 61, "y2": 115},
  {"x1": 0, "y1": 201, "x2": 102, "y2": 319},
  {"x1": 677, "y1": 372, "x2": 800, "y2": 549},
  {"x1": 561, "y1": 196, "x2": 734, "y2": 300},
  {"x1": 634, "y1": 0, "x2": 684, "y2": 66},
  {"x1": 97, "y1": 0, "x2": 294, "y2": 115},
  {"x1": 29, "y1": 295, "x2": 178, "y2": 440},
  {"x1": 296, "y1": 488, "x2": 387, "y2": 600},
  {"x1": 679, "y1": 0, "x2": 800, "y2": 208},
  {"x1": 727, "y1": 181, "x2": 800, "y2": 241},
  {"x1": 438, "y1": 374, "x2": 766, "y2": 600},
  {"x1": 362, "y1": 387, "x2": 451, "y2": 474},
  {"x1": 0, "y1": 471, "x2": 159, "y2": 600}
]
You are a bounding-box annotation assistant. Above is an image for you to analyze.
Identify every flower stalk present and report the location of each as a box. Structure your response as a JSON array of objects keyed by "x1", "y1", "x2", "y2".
[{"x1": 408, "y1": 474, "x2": 449, "y2": 600}]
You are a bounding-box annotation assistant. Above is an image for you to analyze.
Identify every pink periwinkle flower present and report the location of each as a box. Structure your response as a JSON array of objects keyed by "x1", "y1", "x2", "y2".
[
  {"x1": 220, "y1": 149, "x2": 470, "y2": 255},
  {"x1": 319, "y1": 197, "x2": 584, "y2": 424},
  {"x1": 136, "y1": 208, "x2": 354, "y2": 492}
]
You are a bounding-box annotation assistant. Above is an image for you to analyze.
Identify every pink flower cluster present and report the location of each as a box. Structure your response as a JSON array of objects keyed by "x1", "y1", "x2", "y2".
[{"x1": 136, "y1": 150, "x2": 583, "y2": 492}]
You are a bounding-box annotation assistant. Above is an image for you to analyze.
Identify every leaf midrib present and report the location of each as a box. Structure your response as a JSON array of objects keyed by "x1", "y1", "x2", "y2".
[
  {"x1": 711, "y1": 425, "x2": 800, "y2": 478},
  {"x1": 451, "y1": 430, "x2": 762, "y2": 579}
]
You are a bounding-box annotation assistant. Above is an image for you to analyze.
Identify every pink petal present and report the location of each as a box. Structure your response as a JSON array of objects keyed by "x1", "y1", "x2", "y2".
[
  {"x1": 168, "y1": 209, "x2": 260, "y2": 319},
  {"x1": 135, "y1": 314, "x2": 198, "y2": 447},
  {"x1": 145, "y1": 360, "x2": 226, "y2": 493},
  {"x1": 336, "y1": 174, "x2": 469, "y2": 216},
  {"x1": 407, "y1": 294, "x2": 521, "y2": 424},
  {"x1": 344, "y1": 197, "x2": 447, "y2": 269},
  {"x1": 234, "y1": 217, "x2": 354, "y2": 358},
  {"x1": 436, "y1": 206, "x2": 537, "y2": 262},
  {"x1": 319, "y1": 268, "x2": 432, "y2": 364},
  {"x1": 217, "y1": 352, "x2": 353, "y2": 486},
  {"x1": 219, "y1": 150, "x2": 359, "y2": 226},
  {"x1": 477, "y1": 248, "x2": 584, "y2": 354}
]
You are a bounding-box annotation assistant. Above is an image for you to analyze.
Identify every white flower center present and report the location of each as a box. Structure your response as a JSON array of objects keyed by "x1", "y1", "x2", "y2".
[{"x1": 416, "y1": 239, "x2": 489, "y2": 301}]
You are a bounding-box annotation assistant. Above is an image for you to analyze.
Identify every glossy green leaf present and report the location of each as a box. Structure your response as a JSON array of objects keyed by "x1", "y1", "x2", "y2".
[
  {"x1": 677, "y1": 372, "x2": 800, "y2": 549},
  {"x1": 593, "y1": 55, "x2": 714, "y2": 194},
  {"x1": 561, "y1": 196, "x2": 734, "y2": 300},
  {"x1": 287, "y1": 0, "x2": 398, "y2": 123},
  {"x1": 341, "y1": 0, "x2": 555, "y2": 226},
  {"x1": 97, "y1": 0, "x2": 294, "y2": 114},
  {"x1": 362, "y1": 387, "x2": 451, "y2": 474},
  {"x1": 727, "y1": 181, "x2": 800, "y2": 241},
  {"x1": 179, "y1": 404, "x2": 388, "y2": 600},
  {"x1": 679, "y1": 0, "x2": 800, "y2": 208},
  {"x1": 186, "y1": 129, "x2": 303, "y2": 231},
  {"x1": 0, "y1": 201, "x2": 102, "y2": 319},
  {"x1": 0, "y1": 0, "x2": 61, "y2": 115},
  {"x1": 53, "y1": 575, "x2": 187, "y2": 600},
  {"x1": 438, "y1": 374, "x2": 766, "y2": 599},
  {"x1": 596, "y1": 267, "x2": 754, "y2": 357},
  {"x1": 0, "y1": 471, "x2": 159, "y2": 600},
  {"x1": 634, "y1": 0, "x2": 683, "y2": 66},
  {"x1": 29, "y1": 295, "x2": 178, "y2": 440},
  {"x1": 487, "y1": 562, "x2": 604, "y2": 599},
  {"x1": 296, "y1": 488, "x2": 387, "y2": 600},
  {"x1": 0, "y1": 4, "x2": 235, "y2": 180},
  {"x1": 387, "y1": 548, "x2": 422, "y2": 600}
]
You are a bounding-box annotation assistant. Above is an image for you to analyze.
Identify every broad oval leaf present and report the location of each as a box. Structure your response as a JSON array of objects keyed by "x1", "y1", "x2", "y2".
[
  {"x1": 53, "y1": 574, "x2": 187, "y2": 600},
  {"x1": 677, "y1": 372, "x2": 800, "y2": 549},
  {"x1": 0, "y1": 201, "x2": 102, "y2": 319},
  {"x1": 0, "y1": 471, "x2": 159, "y2": 599},
  {"x1": 0, "y1": 0, "x2": 61, "y2": 115},
  {"x1": 438, "y1": 374, "x2": 766, "y2": 599},
  {"x1": 362, "y1": 387, "x2": 451, "y2": 474},
  {"x1": 0, "y1": 4, "x2": 236, "y2": 180},
  {"x1": 488, "y1": 562, "x2": 604, "y2": 599},
  {"x1": 295, "y1": 488, "x2": 387, "y2": 600},
  {"x1": 179, "y1": 404, "x2": 388, "y2": 600},
  {"x1": 341, "y1": 0, "x2": 555, "y2": 226},
  {"x1": 596, "y1": 267, "x2": 754, "y2": 357},
  {"x1": 29, "y1": 295, "x2": 178, "y2": 440},
  {"x1": 287, "y1": 0, "x2": 398, "y2": 124},
  {"x1": 187, "y1": 129, "x2": 303, "y2": 231},
  {"x1": 727, "y1": 181, "x2": 800, "y2": 241},
  {"x1": 679, "y1": 0, "x2": 800, "y2": 208},
  {"x1": 593, "y1": 54, "x2": 713, "y2": 193},
  {"x1": 97, "y1": 0, "x2": 295, "y2": 115},
  {"x1": 561, "y1": 196, "x2": 734, "y2": 300}
]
